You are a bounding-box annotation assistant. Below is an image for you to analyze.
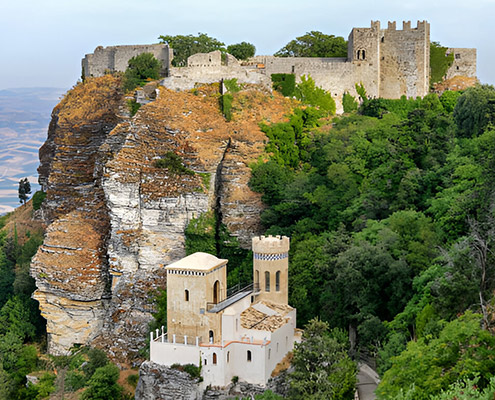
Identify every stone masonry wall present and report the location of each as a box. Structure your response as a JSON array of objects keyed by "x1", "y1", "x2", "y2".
[
  {"x1": 445, "y1": 48, "x2": 477, "y2": 79},
  {"x1": 82, "y1": 44, "x2": 172, "y2": 78}
]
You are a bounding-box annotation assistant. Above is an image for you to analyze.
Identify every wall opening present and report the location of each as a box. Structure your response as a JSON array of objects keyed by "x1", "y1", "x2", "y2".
[
  {"x1": 275, "y1": 271, "x2": 281, "y2": 292},
  {"x1": 255, "y1": 270, "x2": 260, "y2": 286},
  {"x1": 265, "y1": 271, "x2": 270, "y2": 292},
  {"x1": 247, "y1": 350, "x2": 252, "y2": 362},
  {"x1": 213, "y1": 353, "x2": 217, "y2": 364},
  {"x1": 185, "y1": 289, "x2": 189, "y2": 301},
  {"x1": 204, "y1": 358, "x2": 207, "y2": 365},
  {"x1": 209, "y1": 330, "x2": 214, "y2": 344},
  {"x1": 362, "y1": 50, "x2": 366, "y2": 60},
  {"x1": 227, "y1": 351, "x2": 230, "y2": 363},
  {"x1": 213, "y1": 280, "x2": 220, "y2": 304},
  {"x1": 268, "y1": 348, "x2": 271, "y2": 359}
]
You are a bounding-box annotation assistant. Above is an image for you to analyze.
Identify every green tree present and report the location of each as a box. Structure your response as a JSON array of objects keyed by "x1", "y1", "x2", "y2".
[
  {"x1": 453, "y1": 84, "x2": 495, "y2": 138},
  {"x1": 18, "y1": 178, "x2": 31, "y2": 205},
  {"x1": 377, "y1": 312, "x2": 495, "y2": 400},
  {"x1": 275, "y1": 31, "x2": 347, "y2": 58},
  {"x1": 122, "y1": 53, "x2": 161, "y2": 92},
  {"x1": 227, "y1": 42, "x2": 256, "y2": 60},
  {"x1": 158, "y1": 33, "x2": 225, "y2": 66},
  {"x1": 81, "y1": 364, "x2": 123, "y2": 400},
  {"x1": 289, "y1": 318, "x2": 356, "y2": 400},
  {"x1": 295, "y1": 75, "x2": 336, "y2": 115}
]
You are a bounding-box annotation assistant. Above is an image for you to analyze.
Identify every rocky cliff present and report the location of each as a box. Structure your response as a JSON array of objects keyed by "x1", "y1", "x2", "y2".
[{"x1": 31, "y1": 76, "x2": 294, "y2": 363}]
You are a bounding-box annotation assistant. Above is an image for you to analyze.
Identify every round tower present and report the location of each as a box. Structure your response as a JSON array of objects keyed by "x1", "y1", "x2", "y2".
[{"x1": 252, "y1": 235, "x2": 290, "y2": 305}]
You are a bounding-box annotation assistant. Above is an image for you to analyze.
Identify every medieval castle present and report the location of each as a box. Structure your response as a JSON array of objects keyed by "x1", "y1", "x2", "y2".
[{"x1": 82, "y1": 21, "x2": 476, "y2": 113}]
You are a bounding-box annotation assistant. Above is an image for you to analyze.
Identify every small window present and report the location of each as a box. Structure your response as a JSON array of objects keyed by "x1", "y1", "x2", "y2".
[
  {"x1": 277, "y1": 342, "x2": 279, "y2": 352},
  {"x1": 247, "y1": 350, "x2": 252, "y2": 362},
  {"x1": 227, "y1": 351, "x2": 230, "y2": 363},
  {"x1": 268, "y1": 348, "x2": 271, "y2": 359},
  {"x1": 356, "y1": 50, "x2": 361, "y2": 60},
  {"x1": 455, "y1": 53, "x2": 461, "y2": 59},
  {"x1": 381, "y1": 36, "x2": 384, "y2": 43},
  {"x1": 457, "y1": 66, "x2": 460, "y2": 70},
  {"x1": 209, "y1": 330, "x2": 214, "y2": 344},
  {"x1": 265, "y1": 271, "x2": 270, "y2": 292},
  {"x1": 213, "y1": 353, "x2": 217, "y2": 364},
  {"x1": 275, "y1": 271, "x2": 281, "y2": 292},
  {"x1": 185, "y1": 289, "x2": 189, "y2": 301},
  {"x1": 204, "y1": 358, "x2": 207, "y2": 365},
  {"x1": 362, "y1": 50, "x2": 366, "y2": 60},
  {"x1": 291, "y1": 65, "x2": 295, "y2": 73}
]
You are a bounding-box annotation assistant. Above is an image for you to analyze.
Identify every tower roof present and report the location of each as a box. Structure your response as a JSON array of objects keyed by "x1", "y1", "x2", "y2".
[{"x1": 166, "y1": 252, "x2": 228, "y2": 272}]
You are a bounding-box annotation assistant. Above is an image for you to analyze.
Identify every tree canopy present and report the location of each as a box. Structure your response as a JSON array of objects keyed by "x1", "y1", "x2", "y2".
[
  {"x1": 158, "y1": 33, "x2": 225, "y2": 66},
  {"x1": 275, "y1": 31, "x2": 347, "y2": 58},
  {"x1": 18, "y1": 178, "x2": 31, "y2": 205},
  {"x1": 227, "y1": 42, "x2": 256, "y2": 60},
  {"x1": 122, "y1": 52, "x2": 161, "y2": 92}
]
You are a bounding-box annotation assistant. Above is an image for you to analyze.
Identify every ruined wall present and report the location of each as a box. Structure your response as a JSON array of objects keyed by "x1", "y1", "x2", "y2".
[
  {"x1": 445, "y1": 48, "x2": 477, "y2": 79},
  {"x1": 82, "y1": 44, "x2": 172, "y2": 78}
]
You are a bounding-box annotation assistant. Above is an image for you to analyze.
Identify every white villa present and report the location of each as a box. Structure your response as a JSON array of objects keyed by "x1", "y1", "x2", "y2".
[{"x1": 149, "y1": 235, "x2": 298, "y2": 386}]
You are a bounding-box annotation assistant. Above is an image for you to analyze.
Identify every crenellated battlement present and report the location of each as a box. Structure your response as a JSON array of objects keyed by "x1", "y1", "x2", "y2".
[{"x1": 252, "y1": 235, "x2": 290, "y2": 254}]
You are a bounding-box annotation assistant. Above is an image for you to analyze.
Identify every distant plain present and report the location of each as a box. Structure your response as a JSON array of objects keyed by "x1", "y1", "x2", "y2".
[{"x1": 0, "y1": 88, "x2": 65, "y2": 213}]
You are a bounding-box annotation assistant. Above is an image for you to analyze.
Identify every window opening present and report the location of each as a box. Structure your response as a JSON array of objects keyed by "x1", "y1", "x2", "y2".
[
  {"x1": 209, "y1": 330, "x2": 214, "y2": 344},
  {"x1": 213, "y1": 280, "x2": 220, "y2": 304},
  {"x1": 265, "y1": 271, "x2": 270, "y2": 292},
  {"x1": 275, "y1": 271, "x2": 281, "y2": 291},
  {"x1": 247, "y1": 350, "x2": 252, "y2": 362},
  {"x1": 213, "y1": 353, "x2": 217, "y2": 364},
  {"x1": 185, "y1": 289, "x2": 189, "y2": 301}
]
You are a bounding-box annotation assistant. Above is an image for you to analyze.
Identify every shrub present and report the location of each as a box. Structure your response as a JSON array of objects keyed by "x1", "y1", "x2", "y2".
[
  {"x1": 271, "y1": 73, "x2": 296, "y2": 97},
  {"x1": 295, "y1": 75, "x2": 336, "y2": 115},
  {"x1": 83, "y1": 348, "x2": 108, "y2": 379},
  {"x1": 126, "y1": 373, "x2": 139, "y2": 388},
  {"x1": 65, "y1": 370, "x2": 87, "y2": 391},
  {"x1": 342, "y1": 92, "x2": 358, "y2": 113},
  {"x1": 221, "y1": 93, "x2": 233, "y2": 121},
  {"x1": 127, "y1": 99, "x2": 141, "y2": 117},
  {"x1": 122, "y1": 53, "x2": 161, "y2": 92},
  {"x1": 223, "y1": 78, "x2": 241, "y2": 93},
  {"x1": 154, "y1": 152, "x2": 194, "y2": 175},
  {"x1": 31, "y1": 191, "x2": 46, "y2": 211},
  {"x1": 430, "y1": 42, "x2": 454, "y2": 85}
]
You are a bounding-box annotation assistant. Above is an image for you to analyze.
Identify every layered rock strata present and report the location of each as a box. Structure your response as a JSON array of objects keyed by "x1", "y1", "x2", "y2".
[{"x1": 32, "y1": 78, "x2": 294, "y2": 361}]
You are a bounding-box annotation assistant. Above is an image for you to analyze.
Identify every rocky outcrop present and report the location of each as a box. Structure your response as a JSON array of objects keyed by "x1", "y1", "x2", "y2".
[
  {"x1": 135, "y1": 361, "x2": 290, "y2": 400},
  {"x1": 32, "y1": 77, "x2": 294, "y2": 361},
  {"x1": 135, "y1": 362, "x2": 202, "y2": 400}
]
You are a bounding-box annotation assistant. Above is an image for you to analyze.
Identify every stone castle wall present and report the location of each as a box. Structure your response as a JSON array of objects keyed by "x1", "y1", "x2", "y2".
[
  {"x1": 445, "y1": 48, "x2": 477, "y2": 80},
  {"x1": 82, "y1": 44, "x2": 172, "y2": 78}
]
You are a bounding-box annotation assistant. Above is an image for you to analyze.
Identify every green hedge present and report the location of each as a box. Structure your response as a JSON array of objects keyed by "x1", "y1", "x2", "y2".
[{"x1": 271, "y1": 73, "x2": 296, "y2": 97}]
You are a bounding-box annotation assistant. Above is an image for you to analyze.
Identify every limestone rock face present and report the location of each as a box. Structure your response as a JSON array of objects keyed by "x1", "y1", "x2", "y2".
[{"x1": 32, "y1": 78, "x2": 294, "y2": 362}]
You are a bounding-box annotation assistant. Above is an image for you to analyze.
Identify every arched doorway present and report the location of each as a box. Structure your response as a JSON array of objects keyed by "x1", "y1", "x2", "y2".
[
  {"x1": 209, "y1": 330, "x2": 214, "y2": 344},
  {"x1": 213, "y1": 280, "x2": 220, "y2": 304}
]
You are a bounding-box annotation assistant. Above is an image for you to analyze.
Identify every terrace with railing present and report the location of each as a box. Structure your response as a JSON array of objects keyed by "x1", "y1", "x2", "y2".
[{"x1": 207, "y1": 282, "x2": 259, "y2": 313}]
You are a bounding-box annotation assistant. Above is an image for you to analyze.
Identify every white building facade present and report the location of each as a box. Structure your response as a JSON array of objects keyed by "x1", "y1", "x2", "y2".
[{"x1": 150, "y1": 235, "x2": 297, "y2": 387}]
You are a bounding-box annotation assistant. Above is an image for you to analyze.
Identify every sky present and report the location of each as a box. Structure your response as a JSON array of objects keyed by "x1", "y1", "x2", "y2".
[{"x1": 0, "y1": 0, "x2": 494, "y2": 90}]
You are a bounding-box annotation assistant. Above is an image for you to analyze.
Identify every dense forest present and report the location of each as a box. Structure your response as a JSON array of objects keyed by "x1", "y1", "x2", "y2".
[{"x1": 244, "y1": 82, "x2": 495, "y2": 399}]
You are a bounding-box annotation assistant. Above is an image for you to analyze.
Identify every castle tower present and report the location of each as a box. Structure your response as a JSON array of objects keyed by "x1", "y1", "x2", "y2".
[
  {"x1": 166, "y1": 252, "x2": 227, "y2": 344},
  {"x1": 347, "y1": 20, "x2": 381, "y2": 98},
  {"x1": 252, "y1": 235, "x2": 290, "y2": 305}
]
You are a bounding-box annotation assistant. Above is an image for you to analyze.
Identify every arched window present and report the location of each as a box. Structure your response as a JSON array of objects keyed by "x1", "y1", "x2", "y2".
[
  {"x1": 213, "y1": 353, "x2": 217, "y2": 364},
  {"x1": 265, "y1": 271, "x2": 270, "y2": 292},
  {"x1": 362, "y1": 49, "x2": 366, "y2": 59},
  {"x1": 209, "y1": 330, "x2": 214, "y2": 344},
  {"x1": 357, "y1": 50, "x2": 361, "y2": 60},
  {"x1": 227, "y1": 351, "x2": 230, "y2": 363},
  {"x1": 213, "y1": 280, "x2": 220, "y2": 304},
  {"x1": 275, "y1": 271, "x2": 281, "y2": 292},
  {"x1": 255, "y1": 270, "x2": 260, "y2": 285},
  {"x1": 185, "y1": 289, "x2": 189, "y2": 301},
  {"x1": 247, "y1": 350, "x2": 252, "y2": 362}
]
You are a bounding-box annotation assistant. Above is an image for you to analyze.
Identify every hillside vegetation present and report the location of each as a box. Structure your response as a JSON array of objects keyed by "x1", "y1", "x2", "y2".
[{"x1": 248, "y1": 84, "x2": 495, "y2": 399}]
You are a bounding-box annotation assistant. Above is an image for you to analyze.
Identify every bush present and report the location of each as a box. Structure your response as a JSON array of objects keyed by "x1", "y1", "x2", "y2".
[
  {"x1": 271, "y1": 73, "x2": 296, "y2": 97},
  {"x1": 223, "y1": 78, "x2": 240, "y2": 93},
  {"x1": 154, "y1": 152, "x2": 194, "y2": 175},
  {"x1": 65, "y1": 370, "x2": 87, "y2": 391},
  {"x1": 122, "y1": 53, "x2": 161, "y2": 92},
  {"x1": 31, "y1": 191, "x2": 46, "y2": 211},
  {"x1": 126, "y1": 373, "x2": 139, "y2": 388},
  {"x1": 342, "y1": 92, "x2": 358, "y2": 113},
  {"x1": 83, "y1": 348, "x2": 108, "y2": 379},
  {"x1": 295, "y1": 75, "x2": 336, "y2": 115},
  {"x1": 221, "y1": 93, "x2": 233, "y2": 121},
  {"x1": 81, "y1": 364, "x2": 122, "y2": 400},
  {"x1": 127, "y1": 99, "x2": 141, "y2": 117}
]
